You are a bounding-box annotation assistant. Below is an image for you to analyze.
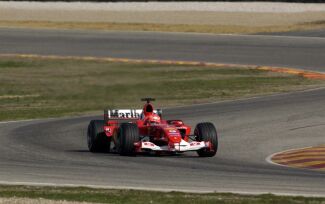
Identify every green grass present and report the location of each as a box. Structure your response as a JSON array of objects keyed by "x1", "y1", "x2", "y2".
[
  {"x1": 0, "y1": 185, "x2": 325, "y2": 204},
  {"x1": 0, "y1": 57, "x2": 324, "y2": 121}
]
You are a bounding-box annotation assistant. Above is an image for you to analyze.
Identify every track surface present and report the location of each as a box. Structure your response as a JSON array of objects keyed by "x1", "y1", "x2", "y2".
[
  {"x1": 258, "y1": 29, "x2": 325, "y2": 38},
  {"x1": 1, "y1": 28, "x2": 325, "y2": 72},
  {"x1": 0, "y1": 28, "x2": 325, "y2": 196}
]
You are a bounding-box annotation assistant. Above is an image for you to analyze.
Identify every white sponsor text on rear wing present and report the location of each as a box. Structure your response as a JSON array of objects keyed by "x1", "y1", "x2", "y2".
[{"x1": 104, "y1": 109, "x2": 162, "y2": 122}]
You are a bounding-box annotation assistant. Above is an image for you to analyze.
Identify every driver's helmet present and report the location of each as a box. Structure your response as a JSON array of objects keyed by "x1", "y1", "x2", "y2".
[{"x1": 145, "y1": 114, "x2": 161, "y2": 124}]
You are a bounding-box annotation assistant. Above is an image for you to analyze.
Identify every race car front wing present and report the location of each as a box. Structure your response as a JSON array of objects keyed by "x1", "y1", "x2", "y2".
[{"x1": 134, "y1": 139, "x2": 212, "y2": 152}]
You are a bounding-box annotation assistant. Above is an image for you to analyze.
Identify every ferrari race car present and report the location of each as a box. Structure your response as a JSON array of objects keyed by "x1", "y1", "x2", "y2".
[{"x1": 87, "y1": 98, "x2": 218, "y2": 157}]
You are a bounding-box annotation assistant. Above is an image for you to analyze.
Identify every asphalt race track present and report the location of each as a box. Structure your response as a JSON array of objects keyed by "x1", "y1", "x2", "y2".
[
  {"x1": 0, "y1": 28, "x2": 325, "y2": 196},
  {"x1": 1, "y1": 28, "x2": 325, "y2": 72},
  {"x1": 258, "y1": 29, "x2": 325, "y2": 38}
]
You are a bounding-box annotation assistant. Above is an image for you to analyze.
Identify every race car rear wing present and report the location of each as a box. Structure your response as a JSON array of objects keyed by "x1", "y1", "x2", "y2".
[{"x1": 104, "y1": 109, "x2": 162, "y2": 122}]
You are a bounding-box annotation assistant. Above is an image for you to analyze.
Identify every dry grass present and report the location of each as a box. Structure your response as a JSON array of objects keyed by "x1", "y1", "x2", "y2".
[
  {"x1": 0, "y1": 197, "x2": 91, "y2": 204},
  {"x1": 1, "y1": 20, "x2": 325, "y2": 34},
  {"x1": 1, "y1": 185, "x2": 325, "y2": 204}
]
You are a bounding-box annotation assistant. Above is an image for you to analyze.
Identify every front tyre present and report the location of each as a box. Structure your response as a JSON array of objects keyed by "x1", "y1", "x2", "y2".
[
  {"x1": 87, "y1": 120, "x2": 110, "y2": 153},
  {"x1": 118, "y1": 123, "x2": 140, "y2": 156},
  {"x1": 195, "y1": 122, "x2": 218, "y2": 157}
]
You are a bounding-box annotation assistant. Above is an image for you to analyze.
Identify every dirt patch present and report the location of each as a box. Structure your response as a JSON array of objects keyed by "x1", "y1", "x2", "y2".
[
  {"x1": 1, "y1": 10, "x2": 325, "y2": 27},
  {"x1": 1, "y1": 2, "x2": 325, "y2": 33}
]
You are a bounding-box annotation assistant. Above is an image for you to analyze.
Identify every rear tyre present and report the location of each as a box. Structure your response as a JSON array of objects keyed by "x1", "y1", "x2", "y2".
[
  {"x1": 87, "y1": 120, "x2": 110, "y2": 153},
  {"x1": 195, "y1": 122, "x2": 218, "y2": 157},
  {"x1": 118, "y1": 123, "x2": 140, "y2": 156}
]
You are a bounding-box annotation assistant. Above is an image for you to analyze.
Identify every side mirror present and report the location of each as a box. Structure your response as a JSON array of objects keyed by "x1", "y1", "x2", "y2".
[{"x1": 156, "y1": 109, "x2": 163, "y2": 118}]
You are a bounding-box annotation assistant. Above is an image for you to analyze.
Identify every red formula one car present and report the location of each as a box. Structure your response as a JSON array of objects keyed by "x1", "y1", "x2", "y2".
[{"x1": 87, "y1": 98, "x2": 218, "y2": 157}]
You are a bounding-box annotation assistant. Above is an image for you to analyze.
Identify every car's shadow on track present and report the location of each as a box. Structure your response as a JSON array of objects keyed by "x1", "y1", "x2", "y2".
[
  {"x1": 67, "y1": 149, "x2": 200, "y2": 158},
  {"x1": 68, "y1": 150, "x2": 89, "y2": 153}
]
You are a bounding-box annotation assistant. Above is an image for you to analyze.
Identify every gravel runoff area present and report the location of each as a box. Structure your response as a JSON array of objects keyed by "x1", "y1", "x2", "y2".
[{"x1": 1, "y1": 1, "x2": 325, "y2": 26}]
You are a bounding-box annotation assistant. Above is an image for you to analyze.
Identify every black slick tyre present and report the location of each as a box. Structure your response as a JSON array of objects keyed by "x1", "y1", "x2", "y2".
[
  {"x1": 118, "y1": 123, "x2": 140, "y2": 156},
  {"x1": 87, "y1": 120, "x2": 110, "y2": 153},
  {"x1": 195, "y1": 122, "x2": 218, "y2": 157}
]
